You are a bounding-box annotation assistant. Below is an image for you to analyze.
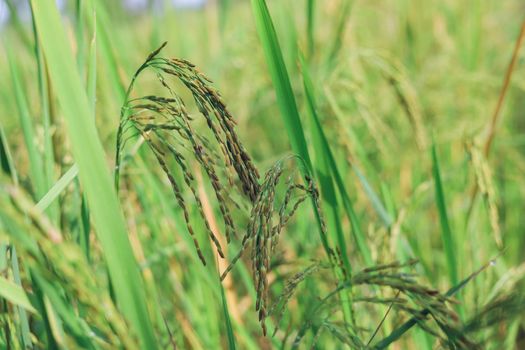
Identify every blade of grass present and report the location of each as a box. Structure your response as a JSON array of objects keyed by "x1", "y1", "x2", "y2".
[
  {"x1": 219, "y1": 281, "x2": 237, "y2": 350},
  {"x1": 90, "y1": 0, "x2": 127, "y2": 99},
  {"x1": 5, "y1": 44, "x2": 46, "y2": 200},
  {"x1": 250, "y1": 0, "x2": 356, "y2": 332},
  {"x1": 32, "y1": 272, "x2": 95, "y2": 348},
  {"x1": 301, "y1": 56, "x2": 401, "y2": 340},
  {"x1": 87, "y1": 14, "x2": 97, "y2": 112},
  {"x1": 300, "y1": 59, "x2": 350, "y2": 273},
  {"x1": 10, "y1": 247, "x2": 33, "y2": 348},
  {"x1": 75, "y1": 0, "x2": 86, "y2": 73},
  {"x1": 432, "y1": 141, "x2": 458, "y2": 287},
  {"x1": 3, "y1": 0, "x2": 31, "y2": 48},
  {"x1": 36, "y1": 164, "x2": 79, "y2": 212},
  {"x1": 324, "y1": 87, "x2": 394, "y2": 228},
  {"x1": 250, "y1": 0, "x2": 311, "y2": 168},
  {"x1": 352, "y1": 164, "x2": 393, "y2": 228},
  {"x1": 28, "y1": 277, "x2": 59, "y2": 348},
  {"x1": 276, "y1": 1, "x2": 298, "y2": 73},
  {"x1": 300, "y1": 54, "x2": 372, "y2": 267},
  {"x1": 306, "y1": 0, "x2": 315, "y2": 57},
  {"x1": 327, "y1": 0, "x2": 354, "y2": 63},
  {"x1": 250, "y1": 0, "x2": 335, "y2": 263},
  {"x1": 0, "y1": 122, "x2": 18, "y2": 185},
  {"x1": 29, "y1": 1, "x2": 158, "y2": 348},
  {"x1": 0, "y1": 275, "x2": 37, "y2": 314},
  {"x1": 29, "y1": 0, "x2": 58, "y2": 225},
  {"x1": 80, "y1": 9, "x2": 97, "y2": 261}
]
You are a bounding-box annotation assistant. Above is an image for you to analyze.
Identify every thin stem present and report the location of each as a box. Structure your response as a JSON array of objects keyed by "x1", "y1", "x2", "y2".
[
  {"x1": 113, "y1": 44, "x2": 167, "y2": 191},
  {"x1": 465, "y1": 17, "x2": 525, "y2": 234},
  {"x1": 483, "y1": 17, "x2": 525, "y2": 157},
  {"x1": 367, "y1": 291, "x2": 401, "y2": 346}
]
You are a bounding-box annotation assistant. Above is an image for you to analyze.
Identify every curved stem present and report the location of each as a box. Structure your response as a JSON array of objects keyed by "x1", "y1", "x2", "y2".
[{"x1": 113, "y1": 54, "x2": 165, "y2": 192}]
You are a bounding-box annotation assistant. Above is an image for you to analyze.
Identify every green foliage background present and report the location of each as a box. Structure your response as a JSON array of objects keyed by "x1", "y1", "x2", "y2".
[{"x1": 0, "y1": 0, "x2": 524, "y2": 348}]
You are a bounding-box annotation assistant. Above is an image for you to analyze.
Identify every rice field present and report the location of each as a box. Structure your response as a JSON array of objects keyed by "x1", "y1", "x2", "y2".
[{"x1": 0, "y1": 0, "x2": 524, "y2": 348}]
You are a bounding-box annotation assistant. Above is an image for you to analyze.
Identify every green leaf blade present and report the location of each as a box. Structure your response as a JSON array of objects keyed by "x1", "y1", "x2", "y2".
[{"x1": 29, "y1": 1, "x2": 158, "y2": 348}]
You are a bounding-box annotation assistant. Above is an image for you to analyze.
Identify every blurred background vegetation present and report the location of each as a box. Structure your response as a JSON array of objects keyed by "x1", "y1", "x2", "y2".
[{"x1": 0, "y1": 0, "x2": 525, "y2": 348}]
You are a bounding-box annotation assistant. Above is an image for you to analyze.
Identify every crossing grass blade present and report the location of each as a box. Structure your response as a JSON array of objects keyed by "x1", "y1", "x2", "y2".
[
  {"x1": 352, "y1": 164, "x2": 393, "y2": 228},
  {"x1": 29, "y1": 1, "x2": 158, "y2": 348},
  {"x1": 36, "y1": 164, "x2": 79, "y2": 211},
  {"x1": 0, "y1": 275, "x2": 37, "y2": 314}
]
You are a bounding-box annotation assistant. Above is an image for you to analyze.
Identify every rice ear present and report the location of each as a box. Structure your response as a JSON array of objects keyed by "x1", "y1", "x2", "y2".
[{"x1": 115, "y1": 43, "x2": 260, "y2": 264}]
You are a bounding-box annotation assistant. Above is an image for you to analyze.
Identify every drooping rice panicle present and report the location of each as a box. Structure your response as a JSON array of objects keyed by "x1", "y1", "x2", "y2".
[{"x1": 115, "y1": 43, "x2": 260, "y2": 263}]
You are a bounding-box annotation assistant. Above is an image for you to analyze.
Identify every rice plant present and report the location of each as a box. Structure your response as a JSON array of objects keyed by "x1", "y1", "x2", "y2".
[{"x1": 1, "y1": 0, "x2": 525, "y2": 349}]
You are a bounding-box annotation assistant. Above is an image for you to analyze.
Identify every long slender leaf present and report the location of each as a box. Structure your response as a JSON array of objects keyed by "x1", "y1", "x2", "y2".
[
  {"x1": 30, "y1": 1, "x2": 58, "y2": 224},
  {"x1": 0, "y1": 274, "x2": 37, "y2": 314},
  {"x1": 327, "y1": 0, "x2": 354, "y2": 63},
  {"x1": 306, "y1": 0, "x2": 315, "y2": 56},
  {"x1": 29, "y1": 1, "x2": 158, "y2": 348},
  {"x1": 301, "y1": 54, "x2": 372, "y2": 267},
  {"x1": 5, "y1": 44, "x2": 46, "y2": 199},
  {"x1": 10, "y1": 247, "x2": 33, "y2": 348},
  {"x1": 0, "y1": 122, "x2": 18, "y2": 185},
  {"x1": 219, "y1": 282, "x2": 237, "y2": 350},
  {"x1": 250, "y1": 0, "x2": 312, "y2": 169},
  {"x1": 32, "y1": 272, "x2": 95, "y2": 349},
  {"x1": 250, "y1": 0, "x2": 356, "y2": 331},
  {"x1": 352, "y1": 164, "x2": 393, "y2": 228},
  {"x1": 249, "y1": 0, "x2": 343, "y2": 281},
  {"x1": 36, "y1": 164, "x2": 79, "y2": 212},
  {"x1": 432, "y1": 142, "x2": 458, "y2": 286}
]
